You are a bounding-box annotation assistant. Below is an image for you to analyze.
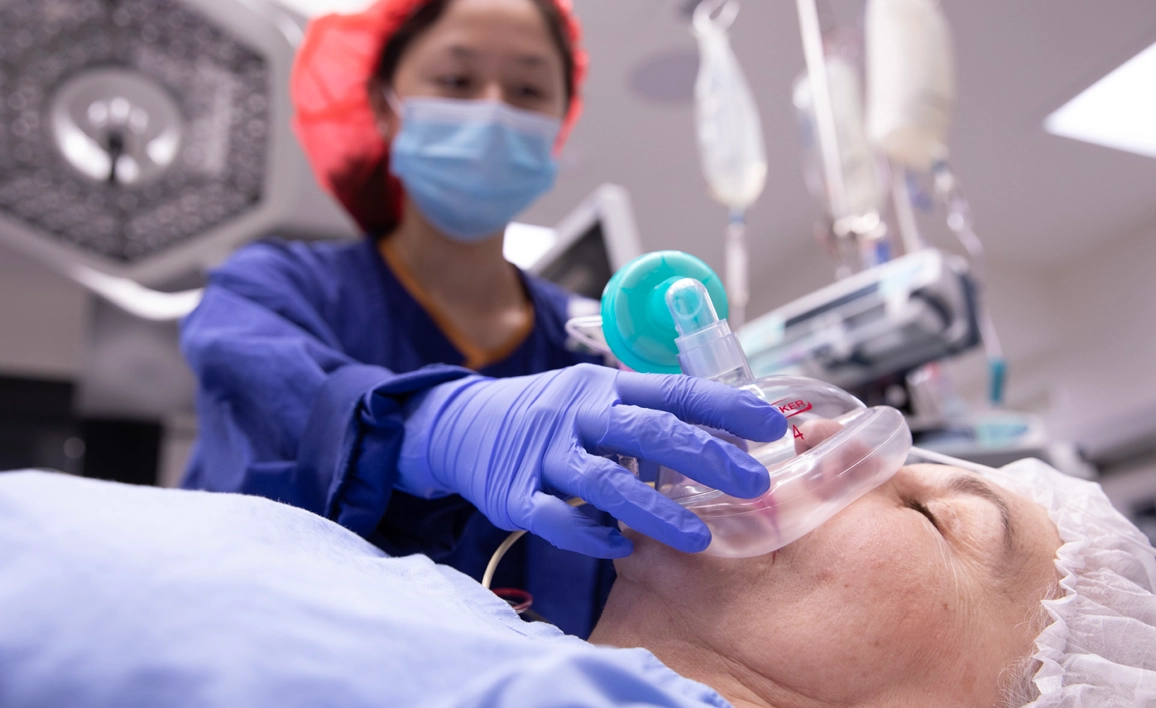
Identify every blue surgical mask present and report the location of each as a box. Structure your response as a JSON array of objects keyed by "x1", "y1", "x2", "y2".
[{"x1": 388, "y1": 96, "x2": 561, "y2": 243}]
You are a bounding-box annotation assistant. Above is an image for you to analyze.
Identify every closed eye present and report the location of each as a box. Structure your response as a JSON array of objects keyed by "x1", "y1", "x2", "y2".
[{"x1": 907, "y1": 499, "x2": 940, "y2": 531}]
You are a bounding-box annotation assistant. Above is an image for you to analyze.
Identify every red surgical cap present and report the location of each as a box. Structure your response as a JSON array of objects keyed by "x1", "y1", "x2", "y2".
[{"x1": 290, "y1": 0, "x2": 587, "y2": 235}]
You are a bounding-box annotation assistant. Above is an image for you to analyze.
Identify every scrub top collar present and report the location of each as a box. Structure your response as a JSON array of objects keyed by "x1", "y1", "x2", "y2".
[{"x1": 375, "y1": 237, "x2": 537, "y2": 371}]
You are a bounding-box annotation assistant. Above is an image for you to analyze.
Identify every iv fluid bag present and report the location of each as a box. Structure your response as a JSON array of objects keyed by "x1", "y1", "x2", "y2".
[
  {"x1": 793, "y1": 55, "x2": 883, "y2": 221},
  {"x1": 693, "y1": 1, "x2": 767, "y2": 209},
  {"x1": 865, "y1": 0, "x2": 955, "y2": 171}
]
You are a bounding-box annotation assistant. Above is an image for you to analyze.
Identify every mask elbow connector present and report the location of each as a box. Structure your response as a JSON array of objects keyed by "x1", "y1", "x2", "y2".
[{"x1": 665, "y1": 278, "x2": 754, "y2": 387}]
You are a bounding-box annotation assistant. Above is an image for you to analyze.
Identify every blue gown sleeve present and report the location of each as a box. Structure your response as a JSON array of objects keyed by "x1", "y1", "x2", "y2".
[{"x1": 180, "y1": 241, "x2": 470, "y2": 538}]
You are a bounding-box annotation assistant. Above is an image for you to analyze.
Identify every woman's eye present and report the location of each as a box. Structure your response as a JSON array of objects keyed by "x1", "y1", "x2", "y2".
[
  {"x1": 437, "y1": 75, "x2": 471, "y2": 90},
  {"x1": 513, "y1": 84, "x2": 544, "y2": 99},
  {"x1": 907, "y1": 499, "x2": 940, "y2": 530}
]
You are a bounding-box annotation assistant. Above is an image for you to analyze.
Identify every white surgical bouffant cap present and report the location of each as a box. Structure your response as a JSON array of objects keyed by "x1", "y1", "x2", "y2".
[{"x1": 913, "y1": 450, "x2": 1156, "y2": 706}]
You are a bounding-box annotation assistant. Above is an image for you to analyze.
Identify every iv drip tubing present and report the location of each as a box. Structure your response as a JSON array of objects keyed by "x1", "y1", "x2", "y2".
[{"x1": 795, "y1": 0, "x2": 849, "y2": 219}]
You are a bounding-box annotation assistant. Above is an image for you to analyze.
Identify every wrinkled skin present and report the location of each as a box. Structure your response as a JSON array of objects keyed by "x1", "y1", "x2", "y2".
[{"x1": 591, "y1": 421, "x2": 1062, "y2": 708}]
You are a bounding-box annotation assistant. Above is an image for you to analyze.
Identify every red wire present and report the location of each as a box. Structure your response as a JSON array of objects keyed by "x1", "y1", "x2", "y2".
[{"x1": 491, "y1": 587, "x2": 533, "y2": 614}]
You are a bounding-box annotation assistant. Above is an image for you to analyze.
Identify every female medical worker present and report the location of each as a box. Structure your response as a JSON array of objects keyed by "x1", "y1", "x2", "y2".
[{"x1": 180, "y1": 0, "x2": 786, "y2": 637}]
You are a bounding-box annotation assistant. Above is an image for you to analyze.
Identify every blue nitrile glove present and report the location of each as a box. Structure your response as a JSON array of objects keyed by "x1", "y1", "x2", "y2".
[{"x1": 398, "y1": 363, "x2": 787, "y2": 558}]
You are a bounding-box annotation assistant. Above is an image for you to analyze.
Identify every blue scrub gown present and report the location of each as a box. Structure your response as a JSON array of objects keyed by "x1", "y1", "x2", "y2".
[{"x1": 180, "y1": 237, "x2": 615, "y2": 637}]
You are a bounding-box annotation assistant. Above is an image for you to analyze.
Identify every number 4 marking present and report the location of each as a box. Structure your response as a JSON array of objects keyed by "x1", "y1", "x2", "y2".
[{"x1": 792, "y1": 424, "x2": 804, "y2": 440}]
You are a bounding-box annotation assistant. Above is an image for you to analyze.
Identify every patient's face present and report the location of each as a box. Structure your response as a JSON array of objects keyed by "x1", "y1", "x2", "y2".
[{"x1": 606, "y1": 461, "x2": 1062, "y2": 708}]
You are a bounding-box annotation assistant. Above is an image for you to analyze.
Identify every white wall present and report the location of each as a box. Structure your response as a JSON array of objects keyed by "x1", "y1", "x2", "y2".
[
  {"x1": 936, "y1": 216, "x2": 1156, "y2": 451},
  {"x1": 1050, "y1": 219, "x2": 1156, "y2": 438},
  {"x1": 1015, "y1": 219, "x2": 1156, "y2": 446},
  {"x1": 0, "y1": 245, "x2": 89, "y2": 381}
]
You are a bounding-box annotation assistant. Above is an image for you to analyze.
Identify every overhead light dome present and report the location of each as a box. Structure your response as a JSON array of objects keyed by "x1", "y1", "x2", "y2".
[{"x1": 0, "y1": 0, "x2": 306, "y2": 286}]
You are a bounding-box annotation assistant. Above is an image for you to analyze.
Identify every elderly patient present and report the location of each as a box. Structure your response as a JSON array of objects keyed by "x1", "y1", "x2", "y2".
[
  {"x1": 1, "y1": 449, "x2": 1153, "y2": 707},
  {"x1": 594, "y1": 461, "x2": 1062, "y2": 708}
]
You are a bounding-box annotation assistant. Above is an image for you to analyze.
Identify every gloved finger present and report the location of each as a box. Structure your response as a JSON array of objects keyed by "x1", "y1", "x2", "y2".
[
  {"x1": 615, "y1": 372, "x2": 787, "y2": 442},
  {"x1": 550, "y1": 451, "x2": 711, "y2": 554},
  {"x1": 525, "y1": 493, "x2": 634, "y2": 559},
  {"x1": 582, "y1": 405, "x2": 771, "y2": 499},
  {"x1": 698, "y1": 424, "x2": 750, "y2": 452}
]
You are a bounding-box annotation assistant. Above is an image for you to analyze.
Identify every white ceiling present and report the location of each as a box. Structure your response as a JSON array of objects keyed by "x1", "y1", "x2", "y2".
[{"x1": 513, "y1": 0, "x2": 1156, "y2": 308}]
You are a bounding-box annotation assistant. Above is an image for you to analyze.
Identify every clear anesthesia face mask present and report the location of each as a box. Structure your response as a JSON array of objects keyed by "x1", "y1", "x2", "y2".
[
  {"x1": 577, "y1": 251, "x2": 913, "y2": 558},
  {"x1": 656, "y1": 375, "x2": 910, "y2": 558}
]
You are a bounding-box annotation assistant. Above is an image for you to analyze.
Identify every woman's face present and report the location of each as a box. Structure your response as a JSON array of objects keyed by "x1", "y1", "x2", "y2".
[
  {"x1": 610, "y1": 462, "x2": 1063, "y2": 707},
  {"x1": 374, "y1": 0, "x2": 569, "y2": 134}
]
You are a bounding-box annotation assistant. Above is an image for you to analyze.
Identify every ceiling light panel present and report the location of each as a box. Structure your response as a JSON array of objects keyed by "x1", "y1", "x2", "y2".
[{"x1": 1045, "y1": 41, "x2": 1156, "y2": 159}]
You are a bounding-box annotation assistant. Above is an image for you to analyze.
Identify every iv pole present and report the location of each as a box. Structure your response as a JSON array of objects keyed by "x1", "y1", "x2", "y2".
[{"x1": 794, "y1": 0, "x2": 848, "y2": 222}]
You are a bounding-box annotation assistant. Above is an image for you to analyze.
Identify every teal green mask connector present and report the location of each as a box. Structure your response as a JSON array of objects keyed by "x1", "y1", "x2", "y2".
[{"x1": 600, "y1": 251, "x2": 728, "y2": 374}]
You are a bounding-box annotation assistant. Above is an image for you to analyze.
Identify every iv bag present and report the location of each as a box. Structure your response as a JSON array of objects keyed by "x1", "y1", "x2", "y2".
[
  {"x1": 692, "y1": 0, "x2": 767, "y2": 209},
  {"x1": 793, "y1": 53, "x2": 883, "y2": 221},
  {"x1": 865, "y1": 0, "x2": 955, "y2": 171}
]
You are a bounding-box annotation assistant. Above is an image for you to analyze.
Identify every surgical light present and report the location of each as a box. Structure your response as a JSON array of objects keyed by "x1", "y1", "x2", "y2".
[
  {"x1": 1045, "y1": 41, "x2": 1156, "y2": 160},
  {"x1": 0, "y1": 0, "x2": 269, "y2": 263},
  {"x1": 0, "y1": 0, "x2": 306, "y2": 290}
]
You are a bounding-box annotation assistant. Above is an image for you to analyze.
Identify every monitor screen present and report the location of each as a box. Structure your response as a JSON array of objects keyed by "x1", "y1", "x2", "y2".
[
  {"x1": 536, "y1": 221, "x2": 613, "y2": 300},
  {"x1": 530, "y1": 184, "x2": 641, "y2": 300}
]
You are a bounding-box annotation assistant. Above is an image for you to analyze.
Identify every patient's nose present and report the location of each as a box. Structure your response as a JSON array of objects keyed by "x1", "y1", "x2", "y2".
[{"x1": 792, "y1": 419, "x2": 845, "y2": 454}]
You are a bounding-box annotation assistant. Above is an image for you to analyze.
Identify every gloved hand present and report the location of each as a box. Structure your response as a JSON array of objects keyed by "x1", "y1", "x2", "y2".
[{"x1": 398, "y1": 364, "x2": 787, "y2": 558}]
